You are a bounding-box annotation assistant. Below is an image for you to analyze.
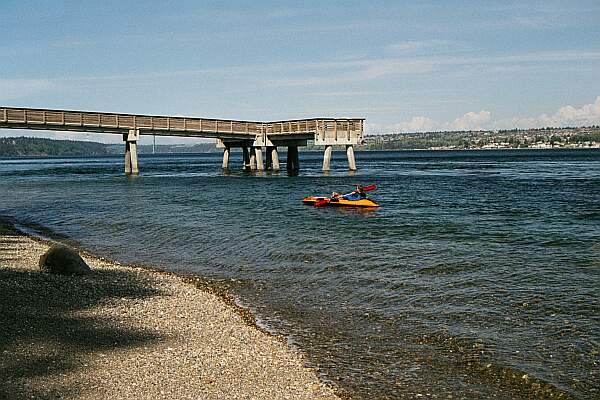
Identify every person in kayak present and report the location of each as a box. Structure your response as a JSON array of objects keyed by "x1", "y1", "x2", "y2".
[
  {"x1": 355, "y1": 185, "x2": 367, "y2": 199},
  {"x1": 342, "y1": 185, "x2": 367, "y2": 201}
]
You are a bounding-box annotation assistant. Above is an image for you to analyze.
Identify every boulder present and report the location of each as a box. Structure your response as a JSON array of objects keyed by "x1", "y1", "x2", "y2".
[{"x1": 39, "y1": 245, "x2": 91, "y2": 275}]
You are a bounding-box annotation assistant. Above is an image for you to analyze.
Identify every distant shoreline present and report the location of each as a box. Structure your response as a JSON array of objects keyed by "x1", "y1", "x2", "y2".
[
  {"x1": 0, "y1": 139, "x2": 598, "y2": 158},
  {"x1": 1, "y1": 126, "x2": 599, "y2": 156}
]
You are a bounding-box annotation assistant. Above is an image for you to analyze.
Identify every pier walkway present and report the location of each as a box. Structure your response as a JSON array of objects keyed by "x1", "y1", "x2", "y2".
[{"x1": 0, "y1": 106, "x2": 364, "y2": 174}]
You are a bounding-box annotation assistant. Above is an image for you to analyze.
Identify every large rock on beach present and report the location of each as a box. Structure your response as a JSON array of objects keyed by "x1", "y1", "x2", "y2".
[{"x1": 39, "y1": 245, "x2": 91, "y2": 275}]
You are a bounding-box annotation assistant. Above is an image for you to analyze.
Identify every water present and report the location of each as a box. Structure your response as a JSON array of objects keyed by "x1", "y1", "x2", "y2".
[{"x1": 1, "y1": 149, "x2": 599, "y2": 399}]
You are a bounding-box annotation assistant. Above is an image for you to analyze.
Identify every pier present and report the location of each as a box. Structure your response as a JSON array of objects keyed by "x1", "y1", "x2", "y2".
[{"x1": 0, "y1": 107, "x2": 364, "y2": 174}]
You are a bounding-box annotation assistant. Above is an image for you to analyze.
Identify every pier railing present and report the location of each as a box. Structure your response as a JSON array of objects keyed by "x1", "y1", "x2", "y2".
[{"x1": 0, "y1": 106, "x2": 364, "y2": 141}]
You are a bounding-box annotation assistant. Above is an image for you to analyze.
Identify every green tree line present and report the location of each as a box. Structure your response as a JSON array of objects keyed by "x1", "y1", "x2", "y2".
[{"x1": 0, "y1": 137, "x2": 108, "y2": 156}]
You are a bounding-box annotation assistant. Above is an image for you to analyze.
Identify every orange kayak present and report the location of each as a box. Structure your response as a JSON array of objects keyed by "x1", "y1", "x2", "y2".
[{"x1": 302, "y1": 196, "x2": 380, "y2": 208}]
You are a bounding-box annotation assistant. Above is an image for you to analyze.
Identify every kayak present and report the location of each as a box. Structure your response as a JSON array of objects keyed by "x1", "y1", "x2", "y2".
[
  {"x1": 302, "y1": 196, "x2": 380, "y2": 208},
  {"x1": 303, "y1": 184, "x2": 380, "y2": 208}
]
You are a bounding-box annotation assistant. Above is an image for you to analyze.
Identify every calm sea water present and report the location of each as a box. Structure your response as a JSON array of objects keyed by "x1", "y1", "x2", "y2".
[{"x1": 1, "y1": 149, "x2": 599, "y2": 399}]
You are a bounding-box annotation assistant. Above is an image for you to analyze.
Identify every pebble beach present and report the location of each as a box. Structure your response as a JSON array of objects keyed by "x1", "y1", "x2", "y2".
[{"x1": 0, "y1": 219, "x2": 340, "y2": 400}]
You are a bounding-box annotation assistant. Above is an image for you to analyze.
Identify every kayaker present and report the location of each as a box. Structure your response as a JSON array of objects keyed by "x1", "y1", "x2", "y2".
[
  {"x1": 341, "y1": 185, "x2": 366, "y2": 201},
  {"x1": 355, "y1": 185, "x2": 367, "y2": 199}
]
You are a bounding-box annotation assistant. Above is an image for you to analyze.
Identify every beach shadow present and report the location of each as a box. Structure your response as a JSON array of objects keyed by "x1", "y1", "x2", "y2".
[
  {"x1": 0, "y1": 218, "x2": 20, "y2": 236},
  {"x1": 0, "y1": 266, "x2": 165, "y2": 400}
]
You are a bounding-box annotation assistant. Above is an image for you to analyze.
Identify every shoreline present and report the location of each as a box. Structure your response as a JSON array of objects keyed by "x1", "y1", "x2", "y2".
[
  {"x1": 7, "y1": 216, "x2": 270, "y2": 336},
  {"x1": 1, "y1": 146, "x2": 599, "y2": 159},
  {"x1": 0, "y1": 217, "x2": 341, "y2": 400}
]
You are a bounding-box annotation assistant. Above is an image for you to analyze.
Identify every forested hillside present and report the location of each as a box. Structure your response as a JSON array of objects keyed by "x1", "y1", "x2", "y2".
[
  {"x1": 0, "y1": 137, "x2": 218, "y2": 156},
  {"x1": 0, "y1": 137, "x2": 108, "y2": 156}
]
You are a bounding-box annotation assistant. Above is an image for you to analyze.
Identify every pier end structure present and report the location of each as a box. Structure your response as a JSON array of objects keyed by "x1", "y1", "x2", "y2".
[
  {"x1": 313, "y1": 119, "x2": 363, "y2": 171},
  {"x1": 217, "y1": 118, "x2": 364, "y2": 172}
]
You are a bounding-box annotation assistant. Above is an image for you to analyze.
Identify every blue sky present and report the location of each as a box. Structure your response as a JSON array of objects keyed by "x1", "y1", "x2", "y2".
[{"x1": 1, "y1": 0, "x2": 599, "y2": 143}]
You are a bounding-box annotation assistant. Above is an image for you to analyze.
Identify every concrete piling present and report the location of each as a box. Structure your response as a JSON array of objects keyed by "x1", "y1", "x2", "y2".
[
  {"x1": 124, "y1": 143, "x2": 131, "y2": 174},
  {"x1": 266, "y1": 147, "x2": 272, "y2": 170},
  {"x1": 270, "y1": 147, "x2": 280, "y2": 171},
  {"x1": 249, "y1": 147, "x2": 257, "y2": 170},
  {"x1": 129, "y1": 142, "x2": 139, "y2": 174},
  {"x1": 254, "y1": 147, "x2": 264, "y2": 170},
  {"x1": 124, "y1": 129, "x2": 140, "y2": 175},
  {"x1": 242, "y1": 147, "x2": 251, "y2": 170},
  {"x1": 222, "y1": 146, "x2": 230, "y2": 169},
  {"x1": 346, "y1": 145, "x2": 356, "y2": 171},
  {"x1": 322, "y1": 145, "x2": 333, "y2": 171},
  {"x1": 286, "y1": 146, "x2": 299, "y2": 173}
]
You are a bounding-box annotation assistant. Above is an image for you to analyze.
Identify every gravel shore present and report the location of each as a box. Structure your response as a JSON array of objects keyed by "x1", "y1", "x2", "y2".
[{"x1": 0, "y1": 220, "x2": 340, "y2": 400}]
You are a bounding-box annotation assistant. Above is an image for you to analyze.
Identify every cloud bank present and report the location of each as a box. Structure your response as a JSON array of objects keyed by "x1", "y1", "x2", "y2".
[
  {"x1": 448, "y1": 111, "x2": 491, "y2": 131},
  {"x1": 372, "y1": 96, "x2": 600, "y2": 134},
  {"x1": 507, "y1": 96, "x2": 600, "y2": 129}
]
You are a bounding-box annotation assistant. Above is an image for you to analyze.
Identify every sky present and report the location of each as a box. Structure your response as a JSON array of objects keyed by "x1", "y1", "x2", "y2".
[{"x1": 1, "y1": 0, "x2": 600, "y2": 143}]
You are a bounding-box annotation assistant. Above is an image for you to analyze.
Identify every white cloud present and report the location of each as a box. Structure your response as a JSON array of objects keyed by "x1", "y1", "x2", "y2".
[
  {"x1": 512, "y1": 15, "x2": 552, "y2": 28},
  {"x1": 368, "y1": 117, "x2": 435, "y2": 134},
  {"x1": 375, "y1": 111, "x2": 491, "y2": 133},
  {"x1": 387, "y1": 41, "x2": 429, "y2": 53},
  {"x1": 390, "y1": 116, "x2": 438, "y2": 132},
  {"x1": 259, "y1": 49, "x2": 600, "y2": 88},
  {"x1": 20, "y1": 49, "x2": 596, "y2": 91},
  {"x1": 386, "y1": 39, "x2": 466, "y2": 54},
  {"x1": 446, "y1": 110, "x2": 491, "y2": 131},
  {"x1": 504, "y1": 96, "x2": 600, "y2": 129},
  {"x1": 370, "y1": 97, "x2": 600, "y2": 134}
]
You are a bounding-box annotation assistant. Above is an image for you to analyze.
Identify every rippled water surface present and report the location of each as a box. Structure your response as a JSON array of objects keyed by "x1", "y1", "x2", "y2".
[{"x1": 1, "y1": 149, "x2": 599, "y2": 399}]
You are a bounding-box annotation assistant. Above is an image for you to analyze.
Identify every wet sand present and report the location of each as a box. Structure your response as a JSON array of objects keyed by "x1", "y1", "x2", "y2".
[{"x1": 0, "y1": 219, "x2": 340, "y2": 400}]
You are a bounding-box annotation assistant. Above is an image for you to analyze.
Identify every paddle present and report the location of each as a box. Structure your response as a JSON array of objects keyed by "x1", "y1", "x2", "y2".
[
  {"x1": 343, "y1": 184, "x2": 377, "y2": 197},
  {"x1": 362, "y1": 184, "x2": 377, "y2": 192}
]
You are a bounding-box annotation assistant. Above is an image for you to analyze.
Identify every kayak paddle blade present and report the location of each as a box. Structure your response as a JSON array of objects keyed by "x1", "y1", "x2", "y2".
[
  {"x1": 363, "y1": 184, "x2": 377, "y2": 192},
  {"x1": 314, "y1": 199, "x2": 330, "y2": 207}
]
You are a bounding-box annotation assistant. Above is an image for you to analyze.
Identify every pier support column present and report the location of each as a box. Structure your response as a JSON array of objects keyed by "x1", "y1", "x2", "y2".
[
  {"x1": 124, "y1": 143, "x2": 131, "y2": 174},
  {"x1": 124, "y1": 129, "x2": 140, "y2": 175},
  {"x1": 242, "y1": 147, "x2": 251, "y2": 170},
  {"x1": 322, "y1": 145, "x2": 333, "y2": 171},
  {"x1": 269, "y1": 146, "x2": 280, "y2": 171},
  {"x1": 254, "y1": 147, "x2": 264, "y2": 170},
  {"x1": 249, "y1": 147, "x2": 257, "y2": 170},
  {"x1": 346, "y1": 144, "x2": 356, "y2": 171},
  {"x1": 266, "y1": 147, "x2": 272, "y2": 170},
  {"x1": 129, "y1": 142, "x2": 139, "y2": 174},
  {"x1": 222, "y1": 146, "x2": 230, "y2": 169},
  {"x1": 286, "y1": 145, "x2": 299, "y2": 173}
]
